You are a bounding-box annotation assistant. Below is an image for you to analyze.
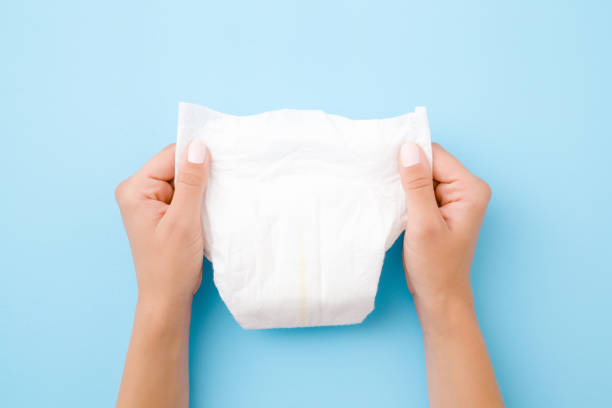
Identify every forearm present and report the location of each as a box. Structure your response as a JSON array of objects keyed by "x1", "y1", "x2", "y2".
[
  {"x1": 116, "y1": 298, "x2": 192, "y2": 408},
  {"x1": 416, "y1": 294, "x2": 504, "y2": 408}
]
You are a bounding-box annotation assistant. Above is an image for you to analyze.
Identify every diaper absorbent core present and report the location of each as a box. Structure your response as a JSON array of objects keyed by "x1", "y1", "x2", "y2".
[{"x1": 175, "y1": 102, "x2": 432, "y2": 329}]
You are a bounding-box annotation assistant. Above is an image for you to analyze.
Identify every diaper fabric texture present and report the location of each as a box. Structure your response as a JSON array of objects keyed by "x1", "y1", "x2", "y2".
[{"x1": 175, "y1": 102, "x2": 432, "y2": 329}]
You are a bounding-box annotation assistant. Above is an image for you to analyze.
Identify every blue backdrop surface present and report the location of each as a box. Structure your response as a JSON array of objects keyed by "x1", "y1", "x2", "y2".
[{"x1": 1, "y1": 1, "x2": 611, "y2": 407}]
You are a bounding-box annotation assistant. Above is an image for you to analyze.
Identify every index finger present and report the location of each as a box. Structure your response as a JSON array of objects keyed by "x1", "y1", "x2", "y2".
[
  {"x1": 431, "y1": 142, "x2": 473, "y2": 183},
  {"x1": 137, "y1": 144, "x2": 176, "y2": 181}
]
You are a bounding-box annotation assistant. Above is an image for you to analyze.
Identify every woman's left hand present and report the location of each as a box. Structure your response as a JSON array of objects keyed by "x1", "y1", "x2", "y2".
[{"x1": 115, "y1": 140, "x2": 210, "y2": 310}]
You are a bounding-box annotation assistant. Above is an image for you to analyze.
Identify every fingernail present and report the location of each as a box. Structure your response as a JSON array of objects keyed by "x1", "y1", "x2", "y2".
[
  {"x1": 188, "y1": 139, "x2": 207, "y2": 164},
  {"x1": 400, "y1": 142, "x2": 420, "y2": 167}
]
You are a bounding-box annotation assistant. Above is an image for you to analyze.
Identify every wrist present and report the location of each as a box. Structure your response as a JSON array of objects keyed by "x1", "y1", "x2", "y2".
[
  {"x1": 414, "y1": 289, "x2": 477, "y2": 338},
  {"x1": 135, "y1": 294, "x2": 193, "y2": 332}
]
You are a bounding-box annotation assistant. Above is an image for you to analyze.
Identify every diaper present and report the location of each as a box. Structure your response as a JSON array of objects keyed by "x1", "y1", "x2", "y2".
[{"x1": 175, "y1": 102, "x2": 432, "y2": 329}]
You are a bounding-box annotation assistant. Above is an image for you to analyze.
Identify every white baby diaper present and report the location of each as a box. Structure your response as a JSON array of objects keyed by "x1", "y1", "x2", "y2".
[{"x1": 175, "y1": 102, "x2": 432, "y2": 329}]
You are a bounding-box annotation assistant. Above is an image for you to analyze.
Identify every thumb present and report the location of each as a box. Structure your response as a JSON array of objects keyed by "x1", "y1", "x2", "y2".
[
  {"x1": 169, "y1": 139, "x2": 210, "y2": 218},
  {"x1": 398, "y1": 142, "x2": 441, "y2": 223}
]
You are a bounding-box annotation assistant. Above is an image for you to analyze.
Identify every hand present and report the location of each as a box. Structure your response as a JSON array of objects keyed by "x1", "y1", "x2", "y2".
[
  {"x1": 398, "y1": 142, "x2": 491, "y2": 323},
  {"x1": 398, "y1": 142, "x2": 503, "y2": 408},
  {"x1": 115, "y1": 140, "x2": 209, "y2": 408},
  {"x1": 115, "y1": 140, "x2": 210, "y2": 310}
]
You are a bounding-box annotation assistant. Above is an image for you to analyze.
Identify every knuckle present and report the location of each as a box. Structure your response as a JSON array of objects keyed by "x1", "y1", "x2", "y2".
[
  {"x1": 165, "y1": 216, "x2": 196, "y2": 241},
  {"x1": 403, "y1": 170, "x2": 432, "y2": 192},
  {"x1": 406, "y1": 177, "x2": 431, "y2": 192},
  {"x1": 481, "y1": 180, "x2": 492, "y2": 200},
  {"x1": 412, "y1": 218, "x2": 444, "y2": 239},
  {"x1": 114, "y1": 179, "x2": 131, "y2": 205},
  {"x1": 177, "y1": 167, "x2": 203, "y2": 188},
  {"x1": 470, "y1": 178, "x2": 492, "y2": 209}
]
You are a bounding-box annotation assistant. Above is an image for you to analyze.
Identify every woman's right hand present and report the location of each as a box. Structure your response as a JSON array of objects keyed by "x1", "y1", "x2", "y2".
[
  {"x1": 398, "y1": 142, "x2": 492, "y2": 324},
  {"x1": 398, "y1": 141, "x2": 503, "y2": 407}
]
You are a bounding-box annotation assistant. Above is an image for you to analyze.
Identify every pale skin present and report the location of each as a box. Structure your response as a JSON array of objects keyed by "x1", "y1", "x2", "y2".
[{"x1": 115, "y1": 140, "x2": 504, "y2": 408}]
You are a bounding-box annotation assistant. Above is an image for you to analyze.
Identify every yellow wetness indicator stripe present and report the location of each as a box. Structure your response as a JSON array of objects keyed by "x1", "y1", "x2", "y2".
[{"x1": 299, "y1": 228, "x2": 307, "y2": 326}]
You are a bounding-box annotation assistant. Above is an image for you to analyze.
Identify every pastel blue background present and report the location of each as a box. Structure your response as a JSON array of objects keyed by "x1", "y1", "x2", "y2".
[{"x1": 2, "y1": 0, "x2": 610, "y2": 406}]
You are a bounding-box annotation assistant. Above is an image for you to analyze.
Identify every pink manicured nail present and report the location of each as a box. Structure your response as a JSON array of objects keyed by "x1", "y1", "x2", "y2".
[
  {"x1": 187, "y1": 139, "x2": 207, "y2": 164},
  {"x1": 400, "y1": 142, "x2": 420, "y2": 167}
]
